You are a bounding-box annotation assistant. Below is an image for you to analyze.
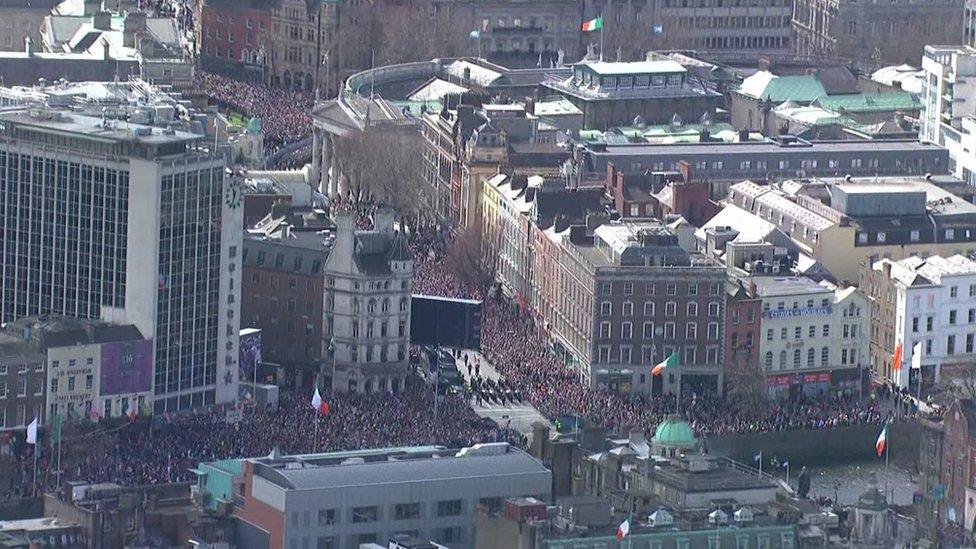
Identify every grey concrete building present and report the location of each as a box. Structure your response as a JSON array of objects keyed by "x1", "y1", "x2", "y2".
[
  {"x1": 0, "y1": 96, "x2": 243, "y2": 413},
  {"x1": 792, "y1": 0, "x2": 964, "y2": 67},
  {"x1": 570, "y1": 136, "x2": 951, "y2": 198},
  {"x1": 325, "y1": 211, "x2": 413, "y2": 393},
  {"x1": 195, "y1": 443, "x2": 551, "y2": 549}
]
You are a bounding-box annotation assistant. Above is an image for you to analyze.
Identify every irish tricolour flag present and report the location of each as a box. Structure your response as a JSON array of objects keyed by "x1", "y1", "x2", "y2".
[
  {"x1": 652, "y1": 350, "x2": 678, "y2": 376},
  {"x1": 581, "y1": 16, "x2": 603, "y2": 32},
  {"x1": 875, "y1": 422, "x2": 888, "y2": 458}
]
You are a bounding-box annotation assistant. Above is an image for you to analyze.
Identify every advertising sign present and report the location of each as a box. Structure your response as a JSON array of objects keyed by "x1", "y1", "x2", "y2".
[{"x1": 100, "y1": 339, "x2": 152, "y2": 396}]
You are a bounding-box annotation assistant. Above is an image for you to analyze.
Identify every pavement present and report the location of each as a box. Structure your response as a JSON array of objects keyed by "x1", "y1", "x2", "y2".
[{"x1": 454, "y1": 350, "x2": 552, "y2": 436}]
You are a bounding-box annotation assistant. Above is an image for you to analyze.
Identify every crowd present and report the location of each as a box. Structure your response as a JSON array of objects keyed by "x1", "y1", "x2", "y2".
[
  {"x1": 40, "y1": 378, "x2": 523, "y2": 487},
  {"x1": 410, "y1": 232, "x2": 888, "y2": 437},
  {"x1": 196, "y1": 73, "x2": 315, "y2": 153}
]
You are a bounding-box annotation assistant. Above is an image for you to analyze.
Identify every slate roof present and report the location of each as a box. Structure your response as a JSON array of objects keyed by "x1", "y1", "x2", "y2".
[{"x1": 352, "y1": 230, "x2": 412, "y2": 276}]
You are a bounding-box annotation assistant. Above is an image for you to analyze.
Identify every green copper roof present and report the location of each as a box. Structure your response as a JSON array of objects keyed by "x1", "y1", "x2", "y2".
[
  {"x1": 761, "y1": 76, "x2": 827, "y2": 103},
  {"x1": 652, "y1": 415, "x2": 696, "y2": 447},
  {"x1": 247, "y1": 116, "x2": 262, "y2": 134},
  {"x1": 814, "y1": 92, "x2": 921, "y2": 113}
]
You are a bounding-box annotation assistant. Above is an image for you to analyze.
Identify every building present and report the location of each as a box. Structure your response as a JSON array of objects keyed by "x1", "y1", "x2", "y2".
[
  {"x1": 325, "y1": 211, "x2": 412, "y2": 393},
  {"x1": 0, "y1": 96, "x2": 243, "y2": 413},
  {"x1": 546, "y1": 222, "x2": 726, "y2": 395},
  {"x1": 2, "y1": 316, "x2": 150, "y2": 422},
  {"x1": 0, "y1": 517, "x2": 84, "y2": 548},
  {"x1": 459, "y1": 0, "x2": 580, "y2": 68},
  {"x1": 921, "y1": 45, "x2": 976, "y2": 185},
  {"x1": 863, "y1": 255, "x2": 976, "y2": 389},
  {"x1": 0, "y1": 333, "x2": 45, "y2": 430},
  {"x1": 541, "y1": 58, "x2": 722, "y2": 130},
  {"x1": 242, "y1": 221, "x2": 329, "y2": 387},
  {"x1": 572, "y1": 137, "x2": 951, "y2": 199},
  {"x1": 792, "y1": 0, "x2": 964, "y2": 66},
  {"x1": 724, "y1": 280, "x2": 763, "y2": 389},
  {"x1": 0, "y1": 0, "x2": 59, "y2": 52},
  {"x1": 197, "y1": 0, "x2": 271, "y2": 79},
  {"x1": 916, "y1": 414, "x2": 945, "y2": 540},
  {"x1": 745, "y1": 276, "x2": 869, "y2": 397},
  {"x1": 193, "y1": 443, "x2": 552, "y2": 549},
  {"x1": 940, "y1": 399, "x2": 976, "y2": 533},
  {"x1": 725, "y1": 176, "x2": 976, "y2": 283}
]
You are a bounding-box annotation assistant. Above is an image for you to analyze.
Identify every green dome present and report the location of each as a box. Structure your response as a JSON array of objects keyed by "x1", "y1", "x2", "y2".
[
  {"x1": 652, "y1": 415, "x2": 697, "y2": 447},
  {"x1": 247, "y1": 116, "x2": 262, "y2": 134}
]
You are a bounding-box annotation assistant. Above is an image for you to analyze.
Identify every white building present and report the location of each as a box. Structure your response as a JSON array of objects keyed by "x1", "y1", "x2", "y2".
[
  {"x1": 324, "y1": 210, "x2": 413, "y2": 393},
  {"x1": 0, "y1": 107, "x2": 242, "y2": 413},
  {"x1": 749, "y1": 276, "x2": 869, "y2": 397},
  {"x1": 921, "y1": 45, "x2": 976, "y2": 184},
  {"x1": 871, "y1": 254, "x2": 976, "y2": 389}
]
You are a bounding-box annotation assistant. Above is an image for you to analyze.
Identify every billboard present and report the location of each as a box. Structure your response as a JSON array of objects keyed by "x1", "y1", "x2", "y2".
[
  {"x1": 240, "y1": 328, "x2": 262, "y2": 380},
  {"x1": 100, "y1": 339, "x2": 153, "y2": 396},
  {"x1": 410, "y1": 295, "x2": 482, "y2": 350}
]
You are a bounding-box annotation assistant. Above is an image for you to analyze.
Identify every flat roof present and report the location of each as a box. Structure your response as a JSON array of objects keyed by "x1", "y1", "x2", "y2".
[
  {"x1": 745, "y1": 276, "x2": 831, "y2": 297},
  {"x1": 585, "y1": 138, "x2": 944, "y2": 157},
  {"x1": 0, "y1": 110, "x2": 200, "y2": 145},
  {"x1": 579, "y1": 59, "x2": 687, "y2": 76}
]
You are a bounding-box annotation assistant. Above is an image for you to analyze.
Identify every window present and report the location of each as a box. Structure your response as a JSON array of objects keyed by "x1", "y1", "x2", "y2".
[
  {"x1": 623, "y1": 282, "x2": 634, "y2": 295},
  {"x1": 687, "y1": 302, "x2": 698, "y2": 316},
  {"x1": 622, "y1": 302, "x2": 633, "y2": 316},
  {"x1": 793, "y1": 349, "x2": 801, "y2": 368},
  {"x1": 352, "y1": 506, "x2": 378, "y2": 523},
  {"x1": 436, "y1": 500, "x2": 462, "y2": 517},
  {"x1": 807, "y1": 348, "x2": 815, "y2": 367},
  {"x1": 621, "y1": 322, "x2": 633, "y2": 339},
  {"x1": 317, "y1": 509, "x2": 336, "y2": 525},
  {"x1": 394, "y1": 503, "x2": 421, "y2": 520},
  {"x1": 877, "y1": 231, "x2": 886, "y2": 244},
  {"x1": 644, "y1": 302, "x2": 655, "y2": 315},
  {"x1": 643, "y1": 322, "x2": 654, "y2": 338},
  {"x1": 686, "y1": 322, "x2": 697, "y2": 339},
  {"x1": 766, "y1": 329, "x2": 773, "y2": 341},
  {"x1": 821, "y1": 347, "x2": 829, "y2": 366},
  {"x1": 667, "y1": 282, "x2": 677, "y2": 295},
  {"x1": 951, "y1": 310, "x2": 958, "y2": 325},
  {"x1": 665, "y1": 302, "x2": 676, "y2": 316},
  {"x1": 600, "y1": 322, "x2": 612, "y2": 339},
  {"x1": 764, "y1": 352, "x2": 773, "y2": 368},
  {"x1": 707, "y1": 322, "x2": 719, "y2": 339},
  {"x1": 822, "y1": 324, "x2": 830, "y2": 337},
  {"x1": 601, "y1": 301, "x2": 612, "y2": 316},
  {"x1": 708, "y1": 302, "x2": 720, "y2": 316}
]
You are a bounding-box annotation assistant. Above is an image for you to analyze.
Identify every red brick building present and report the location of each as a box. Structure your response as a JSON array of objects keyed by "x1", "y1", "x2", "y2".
[
  {"x1": 197, "y1": 0, "x2": 271, "y2": 77},
  {"x1": 723, "y1": 280, "x2": 762, "y2": 388},
  {"x1": 942, "y1": 399, "x2": 976, "y2": 528},
  {"x1": 241, "y1": 230, "x2": 327, "y2": 386}
]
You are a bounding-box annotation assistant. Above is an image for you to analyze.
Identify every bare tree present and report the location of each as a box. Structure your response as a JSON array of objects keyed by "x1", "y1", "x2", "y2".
[
  {"x1": 933, "y1": 365, "x2": 976, "y2": 402},
  {"x1": 332, "y1": 129, "x2": 424, "y2": 217},
  {"x1": 594, "y1": 12, "x2": 696, "y2": 62},
  {"x1": 445, "y1": 225, "x2": 496, "y2": 295},
  {"x1": 726, "y1": 360, "x2": 769, "y2": 420},
  {"x1": 374, "y1": 4, "x2": 474, "y2": 65}
]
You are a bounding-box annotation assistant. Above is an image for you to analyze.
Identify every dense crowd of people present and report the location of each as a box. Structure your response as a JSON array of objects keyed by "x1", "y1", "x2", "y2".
[
  {"x1": 410, "y1": 230, "x2": 889, "y2": 437},
  {"x1": 196, "y1": 73, "x2": 314, "y2": 153}
]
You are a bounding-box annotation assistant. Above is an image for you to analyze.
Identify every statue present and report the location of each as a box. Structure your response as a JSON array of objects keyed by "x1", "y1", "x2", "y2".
[
  {"x1": 797, "y1": 466, "x2": 811, "y2": 499},
  {"x1": 616, "y1": 46, "x2": 622, "y2": 62},
  {"x1": 557, "y1": 49, "x2": 565, "y2": 67},
  {"x1": 585, "y1": 43, "x2": 597, "y2": 61}
]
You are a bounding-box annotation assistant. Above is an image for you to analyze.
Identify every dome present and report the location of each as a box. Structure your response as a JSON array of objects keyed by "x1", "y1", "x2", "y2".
[
  {"x1": 246, "y1": 116, "x2": 262, "y2": 134},
  {"x1": 651, "y1": 415, "x2": 696, "y2": 447}
]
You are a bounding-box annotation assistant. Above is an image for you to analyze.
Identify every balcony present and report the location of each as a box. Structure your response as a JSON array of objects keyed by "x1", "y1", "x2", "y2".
[{"x1": 488, "y1": 25, "x2": 546, "y2": 34}]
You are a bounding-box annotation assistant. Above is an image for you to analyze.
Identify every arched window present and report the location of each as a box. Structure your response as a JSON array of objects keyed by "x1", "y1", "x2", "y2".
[
  {"x1": 382, "y1": 298, "x2": 390, "y2": 313},
  {"x1": 821, "y1": 347, "x2": 829, "y2": 366},
  {"x1": 778, "y1": 350, "x2": 787, "y2": 369},
  {"x1": 793, "y1": 349, "x2": 801, "y2": 368},
  {"x1": 764, "y1": 352, "x2": 773, "y2": 369},
  {"x1": 367, "y1": 299, "x2": 376, "y2": 314},
  {"x1": 807, "y1": 348, "x2": 815, "y2": 367},
  {"x1": 399, "y1": 298, "x2": 408, "y2": 312}
]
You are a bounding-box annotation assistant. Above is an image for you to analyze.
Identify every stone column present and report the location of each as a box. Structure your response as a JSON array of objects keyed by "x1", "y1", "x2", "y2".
[{"x1": 310, "y1": 127, "x2": 322, "y2": 190}]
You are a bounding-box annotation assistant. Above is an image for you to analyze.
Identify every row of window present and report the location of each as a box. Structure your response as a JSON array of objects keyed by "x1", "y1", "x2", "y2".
[
  {"x1": 764, "y1": 346, "x2": 860, "y2": 370},
  {"x1": 597, "y1": 344, "x2": 721, "y2": 365},
  {"x1": 600, "y1": 281, "x2": 722, "y2": 296},
  {"x1": 765, "y1": 323, "x2": 858, "y2": 341},
  {"x1": 599, "y1": 320, "x2": 721, "y2": 340},
  {"x1": 601, "y1": 300, "x2": 721, "y2": 317}
]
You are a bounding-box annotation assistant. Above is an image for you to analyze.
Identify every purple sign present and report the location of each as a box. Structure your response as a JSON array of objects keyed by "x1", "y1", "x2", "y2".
[
  {"x1": 100, "y1": 340, "x2": 152, "y2": 396},
  {"x1": 239, "y1": 329, "x2": 262, "y2": 379}
]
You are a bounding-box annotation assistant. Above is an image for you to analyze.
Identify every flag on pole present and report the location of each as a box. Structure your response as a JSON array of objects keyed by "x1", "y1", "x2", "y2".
[
  {"x1": 782, "y1": 460, "x2": 789, "y2": 469},
  {"x1": 311, "y1": 387, "x2": 331, "y2": 416},
  {"x1": 911, "y1": 342, "x2": 923, "y2": 370},
  {"x1": 891, "y1": 342, "x2": 904, "y2": 372},
  {"x1": 616, "y1": 518, "x2": 630, "y2": 541},
  {"x1": 26, "y1": 417, "x2": 38, "y2": 445},
  {"x1": 581, "y1": 16, "x2": 603, "y2": 32},
  {"x1": 753, "y1": 451, "x2": 762, "y2": 463},
  {"x1": 652, "y1": 350, "x2": 678, "y2": 376},
  {"x1": 875, "y1": 423, "x2": 888, "y2": 457}
]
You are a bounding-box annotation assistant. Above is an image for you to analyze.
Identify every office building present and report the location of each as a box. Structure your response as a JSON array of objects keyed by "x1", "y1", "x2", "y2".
[
  {"x1": 863, "y1": 255, "x2": 976, "y2": 388},
  {"x1": 921, "y1": 45, "x2": 976, "y2": 184},
  {"x1": 194, "y1": 443, "x2": 551, "y2": 549},
  {"x1": 745, "y1": 277, "x2": 869, "y2": 397},
  {"x1": 0, "y1": 105, "x2": 242, "y2": 413},
  {"x1": 546, "y1": 222, "x2": 726, "y2": 395},
  {"x1": 792, "y1": 0, "x2": 963, "y2": 66},
  {"x1": 725, "y1": 176, "x2": 976, "y2": 283},
  {"x1": 571, "y1": 137, "x2": 951, "y2": 199}
]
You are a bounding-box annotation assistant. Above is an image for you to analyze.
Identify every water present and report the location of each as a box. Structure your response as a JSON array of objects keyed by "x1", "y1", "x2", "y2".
[{"x1": 802, "y1": 461, "x2": 918, "y2": 506}]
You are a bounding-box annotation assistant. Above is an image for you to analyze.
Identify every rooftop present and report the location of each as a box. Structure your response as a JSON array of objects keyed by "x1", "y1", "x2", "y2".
[
  {"x1": 0, "y1": 109, "x2": 201, "y2": 145},
  {"x1": 244, "y1": 443, "x2": 549, "y2": 491},
  {"x1": 579, "y1": 59, "x2": 687, "y2": 76},
  {"x1": 744, "y1": 276, "x2": 831, "y2": 297}
]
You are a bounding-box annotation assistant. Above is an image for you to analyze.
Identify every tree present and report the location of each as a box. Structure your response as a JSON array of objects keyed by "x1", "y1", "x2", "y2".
[
  {"x1": 445, "y1": 225, "x2": 497, "y2": 295},
  {"x1": 726, "y1": 360, "x2": 769, "y2": 420},
  {"x1": 332, "y1": 128, "x2": 425, "y2": 217},
  {"x1": 933, "y1": 365, "x2": 976, "y2": 402},
  {"x1": 374, "y1": 4, "x2": 474, "y2": 65}
]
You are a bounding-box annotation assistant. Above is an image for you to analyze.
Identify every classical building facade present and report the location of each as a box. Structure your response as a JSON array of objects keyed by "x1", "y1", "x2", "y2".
[
  {"x1": 325, "y1": 211, "x2": 413, "y2": 393},
  {"x1": 792, "y1": 0, "x2": 964, "y2": 66}
]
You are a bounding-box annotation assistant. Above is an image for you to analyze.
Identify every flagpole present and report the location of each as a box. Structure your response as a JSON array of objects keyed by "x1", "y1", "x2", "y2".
[
  {"x1": 786, "y1": 462, "x2": 790, "y2": 488},
  {"x1": 884, "y1": 421, "x2": 890, "y2": 502},
  {"x1": 758, "y1": 453, "x2": 762, "y2": 479},
  {"x1": 56, "y1": 419, "x2": 62, "y2": 490},
  {"x1": 599, "y1": 13, "x2": 604, "y2": 62},
  {"x1": 31, "y1": 409, "x2": 38, "y2": 498}
]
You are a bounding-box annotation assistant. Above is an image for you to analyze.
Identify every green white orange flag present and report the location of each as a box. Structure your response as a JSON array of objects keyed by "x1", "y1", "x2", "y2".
[
  {"x1": 581, "y1": 16, "x2": 603, "y2": 32},
  {"x1": 875, "y1": 423, "x2": 888, "y2": 457},
  {"x1": 652, "y1": 350, "x2": 678, "y2": 376}
]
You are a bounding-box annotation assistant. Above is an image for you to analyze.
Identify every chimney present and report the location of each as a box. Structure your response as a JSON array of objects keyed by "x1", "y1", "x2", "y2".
[
  {"x1": 93, "y1": 10, "x2": 112, "y2": 31},
  {"x1": 24, "y1": 36, "x2": 33, "y2": 57},
  {"x1": 83, "y1": 0, "x2": 102, "y2": 16},
  {"x1": 102, "y1": 37, "x2": 111, "y2": 60},
  {"x1": 122, "y1": 11, "x2": 147, "y2": 48},
  {"x1": 677, "y1": 160, "x2": 691, "y2": 183}
]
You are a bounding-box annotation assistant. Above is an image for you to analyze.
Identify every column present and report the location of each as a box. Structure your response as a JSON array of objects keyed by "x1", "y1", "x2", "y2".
[{"x1": 310, "y1": 127, "x2": 322, "y2": 190}]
